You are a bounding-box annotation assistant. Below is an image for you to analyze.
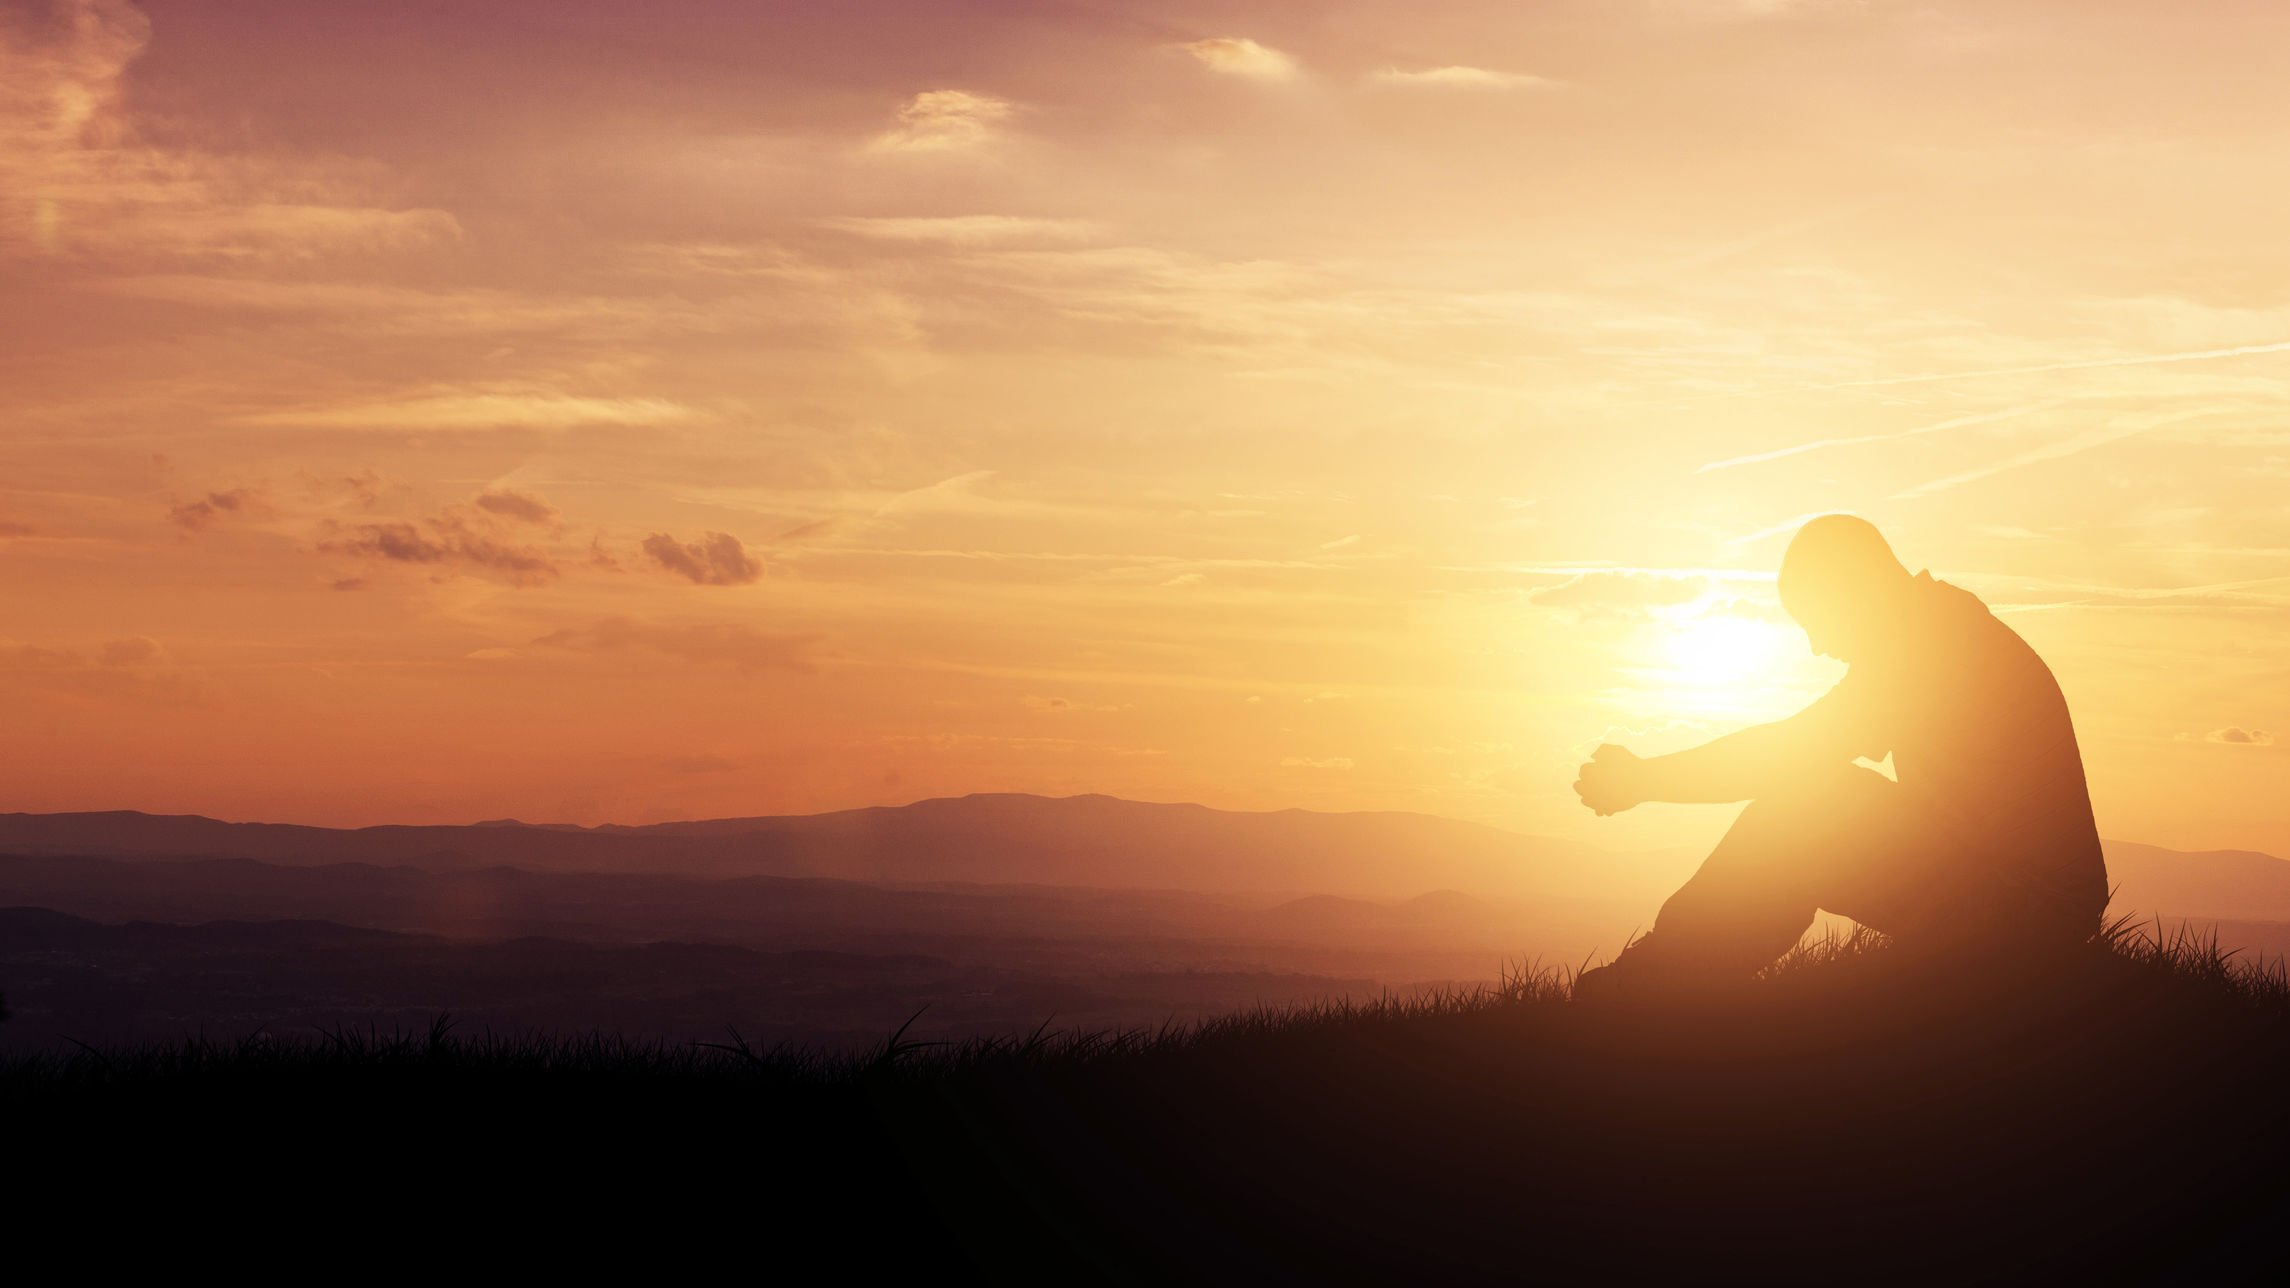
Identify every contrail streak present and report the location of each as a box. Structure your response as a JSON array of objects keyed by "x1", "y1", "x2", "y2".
[
  {"x1": 1891, "y1": 407, "x2": 2230, "y2": 499},
  {"x1": 1727, "y1": 511, "x2": 1836, "y2": 549},
  {"x1": 1803, "y1": 339, "x2": 2290, "y2": 392},
  {"x1": 1697, "y1": 400, "x2": 2062, "y2": 473}
]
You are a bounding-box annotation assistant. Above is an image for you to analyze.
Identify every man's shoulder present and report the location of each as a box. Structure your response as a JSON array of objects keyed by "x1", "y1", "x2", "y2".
[
  {"x1": 1918, "y1": 572, "x2": 2000, "y2": 623},
  {"x1": 1916, "y1": 572, "x2": 2054, "y2": 672}
]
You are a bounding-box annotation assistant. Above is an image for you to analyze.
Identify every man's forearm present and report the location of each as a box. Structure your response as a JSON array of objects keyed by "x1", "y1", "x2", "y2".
[{"x1": 1635, "y1": 720, "x2": 1818, "y2": 804}]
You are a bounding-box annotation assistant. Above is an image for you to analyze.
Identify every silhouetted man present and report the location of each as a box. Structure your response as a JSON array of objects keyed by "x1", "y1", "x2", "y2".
[{"x1": 1572, "y1": 515, "x2": 2108, "y2": 989}]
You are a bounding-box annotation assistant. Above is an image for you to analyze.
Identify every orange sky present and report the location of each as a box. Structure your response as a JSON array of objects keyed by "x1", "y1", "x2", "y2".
[{"x1": 3, "y1": 0, "x2": 2286, "y2": 857}]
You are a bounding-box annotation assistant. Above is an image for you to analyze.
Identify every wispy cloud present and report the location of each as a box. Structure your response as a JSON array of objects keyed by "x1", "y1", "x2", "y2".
[
  {"x1": 1179, "y1": 37, "x2": 1297, "y2": 80},
  {"x1": 318, "y1": 513, "x2": 559, "y2": 586},
  {"x1": 168, "y1": 487, "x2": 265, "y2": 531},
  {"x1": 1, "y1": 1, "x2": 459, "y2": 264},
  {"x1": 241, "y1": 393, "x2": 695, "y2": 432},
  {"x1": 1805, "y1": 339, "x2": 2290, "y2": 392},
  {"x1": 1728, "y1": 512, "x2": 1839, "y2": 549},
  {"x1": 1369, "y1": 66, "x2": 1556, "y2": 90},
  {"x1": 867, "y1": 90, "x2": 1016, "y2": 154},
  {"x1": 473, "y1": 489, "x2": 558, "y2": 525},
  {"x1": 643, "y1": 532, "x2": 764, "y2": 586},
  {"x1": 532, "y1": 617, "x2": 817, "y2": 672},
  {"x1": 1892, "y1": 407, "x2": 2233, "y2": 500},
  {"x1": 0, "y1": 631, "x2": 207, "y2": 705},
  {"x1": 1698, "y1": 401, "x2": 2063, "y2": 472},
  {"x1": 1530, "y1": 571, "x2": 1712, "y2": 614},
  {"x1": 818, "y1": 215, "x2": 1100, "y2": 245}
]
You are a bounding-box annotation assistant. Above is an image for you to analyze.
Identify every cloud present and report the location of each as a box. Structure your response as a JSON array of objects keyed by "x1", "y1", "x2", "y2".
[
  {"x1": 1179, "y1": 37, "x2": 1297, "y2": 80},
  {"x1": 817, "y1": 216, "x2": 1101, "y2": 245},
  {"x1": 1892, "y1": 407, "x2": 2230, "y2": 501},
  {"x1": 868, "y1": 90, "x2": 1015, "y2": 153},
  {"x1": 1803, "y1": 338, "x2": 2290, "y2": 393},
  {"x1": 1530, "y1": 572, "x2": 1711, "y2": 612},
  {"x1": 1698, "y1": 402, "x2": 2063, "y2": 473},
  {"x1": 1664, "y1": 0, "x2": 1832, "y2": 19},
  {"x1": 1281, "y1": 756, "x2": 1356, "y2": 770},
  {"x1": 0, "y1": 1, "x2": 459, "y2": 264},
  {"x1": 319, "y1": 512, "x2": 558, "y2": 586},
  {"x1": 1729, "y1": 511, "x2": 1838, "y2": 549},
  {"x1": 0, "y1": 522, "x2": 36, "y2": 537},
  {"x1": 241, "y1": 392, "x2": 694, "y2": 432},
  {"x1": 474, "y1": 488, "x2": 558, "y2": 525},
  {"x1": 1025, "y1": 694, "x2": 1129, "y2": 713},
  {"x1": 532, "y1": 617, "x2": 816, "y2": 672},
  {"x1": 771, "y1": 518, "x2": 839, "y2": 544},
  {"x1": 326, "y1": 470, "x2": 386, "y2": 509},
  {"x1": 96, "y1": 635, "x2": 165, "y2": 667},
  {"x1": 0, "y1": 632, "x2": 204, "y2": 704},
  {"x1": 2206, "y1": 727, "x2": 2277, "y2": 747},
  {"x1": 644, "y1": 531, "x2": 764, "y2": 585},
  {"x1": 323, "y1": 522, "x2": 446, "y2": 562},
  {"x1": 167, "y1": 487, "x2": 264, "y2": 531},
  {"x1": 1369, "y1": 66, "x2": 1556, "y2": 90}
]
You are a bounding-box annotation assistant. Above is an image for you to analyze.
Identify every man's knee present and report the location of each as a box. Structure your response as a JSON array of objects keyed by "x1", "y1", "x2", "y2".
[
  {"x1": 1721, "y1": 765, "x2": 1897, "y2": 875},
  {"x1": 1739, "y1": 763, "x2": 1890, "y2": 826}
]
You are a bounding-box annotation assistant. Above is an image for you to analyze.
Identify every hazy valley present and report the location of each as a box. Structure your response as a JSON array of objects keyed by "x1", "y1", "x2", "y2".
[{"x1": 5, "y1": 794, "x2": 2285, "y2": 1050}]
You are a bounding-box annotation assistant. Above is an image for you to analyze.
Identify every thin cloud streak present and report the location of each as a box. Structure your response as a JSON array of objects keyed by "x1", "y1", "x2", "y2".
[
  {"x1": 1369, "y1": 66, "x2": 1555, "y2": 90},
  {"x1": 1178, "y1": 37, "x2": 1297, "y2": 80},
  {"x1": 1891, "y1": 407, "x2": 2233, "y2": 500},
  {"x1": 1728, "y1": 513, "x2": 1837, "y2": 549},
  {"x1": 1804, "y1": 339, "x2": 2290, "y2": 392},
  {"x1": 1698, "y1": 401, "x2": 2063, "y2": 473}
]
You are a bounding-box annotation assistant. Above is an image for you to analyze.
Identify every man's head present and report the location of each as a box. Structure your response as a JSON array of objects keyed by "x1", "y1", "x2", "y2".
[{"x1": 1778, "y1": 514, "x2": 1913, "y2": 662}]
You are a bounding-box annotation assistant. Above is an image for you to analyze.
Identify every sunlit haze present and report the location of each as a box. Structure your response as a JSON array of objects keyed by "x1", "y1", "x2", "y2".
[{"x1": 4, "y1": 1, "x2": 2286, "y2": 858}]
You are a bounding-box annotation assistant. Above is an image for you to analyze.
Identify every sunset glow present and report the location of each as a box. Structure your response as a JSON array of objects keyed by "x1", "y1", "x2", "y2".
[
  {"x1": 1653, "y1": 608, "x2": 1807, "y2": 721},
  {"x1": 3, "y1": 1, "x2": 2287, "y2": 858}
]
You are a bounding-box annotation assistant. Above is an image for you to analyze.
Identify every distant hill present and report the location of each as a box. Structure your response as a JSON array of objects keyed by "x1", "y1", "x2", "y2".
[
  {"x1": 2102, "y1": 840, "x2": 2290, "y2": 923},
  {"x1": 0, "y1": 793, "x2": 2281, "y2": 918},
  {"x1": 0, "y1": 794, "x2": 1644, "y2": 901}
]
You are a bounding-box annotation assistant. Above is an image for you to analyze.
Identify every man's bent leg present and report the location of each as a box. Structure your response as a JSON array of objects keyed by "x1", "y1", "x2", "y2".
[{"x1": 1609, "y1": 765, "x2": 1905, "y2": 980}]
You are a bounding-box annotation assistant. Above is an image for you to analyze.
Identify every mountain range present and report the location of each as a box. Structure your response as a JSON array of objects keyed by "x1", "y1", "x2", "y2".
[
  {"x1": 0, "y1": 793, "x2": 1640, "y2": 901},
  {"x1": 5, "y1": 793, "x2": 2286, "y2": 1049},
  {"x1": 1, "y1": 792, "x2": 2281, "y2": 919}
]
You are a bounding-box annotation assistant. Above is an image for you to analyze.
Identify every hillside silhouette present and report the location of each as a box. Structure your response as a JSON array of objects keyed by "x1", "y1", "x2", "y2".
[
  {"x1": 0, "y1": 793, "x2": 1628, "y2": 897},
  {"x1": 3, "y1": 792, "x2": 2273, "y2": 911},
  {"x1": 6, "y1": 794, "x2": 2289, "y2": 1050},
  {"x1": 8, "y1": 797, "x2": 2290, "y2": 1276},
  {"x1": 13, "y1": 926, "x2": 2287, "y2": 1282}
]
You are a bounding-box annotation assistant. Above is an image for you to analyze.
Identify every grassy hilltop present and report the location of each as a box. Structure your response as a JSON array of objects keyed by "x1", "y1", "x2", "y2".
[{"x1": 12, "y1": 923, "x2": 2289, "y2": 1282}]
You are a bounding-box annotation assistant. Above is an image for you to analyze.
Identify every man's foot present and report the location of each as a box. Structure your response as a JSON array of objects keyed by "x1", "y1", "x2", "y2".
[
  {"x1": 1572, "y1": 963, "x2": 1628, "y2": 1003},
  {"x1": 1571, "y1": 960, "x2": 1743, "y2": 1005}
]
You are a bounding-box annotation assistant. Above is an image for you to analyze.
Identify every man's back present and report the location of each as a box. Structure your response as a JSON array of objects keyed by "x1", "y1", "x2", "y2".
[{"x1": 1842, "y1": 572, "x2": 2107, "y2": 922}]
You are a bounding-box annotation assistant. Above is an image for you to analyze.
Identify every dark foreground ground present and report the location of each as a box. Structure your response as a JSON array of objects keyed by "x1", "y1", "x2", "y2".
[{"x1": 11, "y1": 925, "x2": 2287, "y2": 1284}]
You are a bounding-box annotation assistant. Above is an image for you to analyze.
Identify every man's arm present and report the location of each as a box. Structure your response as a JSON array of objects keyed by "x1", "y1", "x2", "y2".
[{"x1": 1574, "y1": 677, "x2": 1884, "y2": 814}]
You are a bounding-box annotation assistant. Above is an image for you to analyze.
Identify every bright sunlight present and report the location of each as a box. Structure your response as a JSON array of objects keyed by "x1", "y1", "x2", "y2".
[{"x1": 1629, "y1": 600, "x2": 1820, "y2": 725}]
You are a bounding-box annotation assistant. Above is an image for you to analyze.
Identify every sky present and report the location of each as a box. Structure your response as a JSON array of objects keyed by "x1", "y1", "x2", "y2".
[{"x1": 3, "y1": 0, "x2": 2286, "y2": 857}]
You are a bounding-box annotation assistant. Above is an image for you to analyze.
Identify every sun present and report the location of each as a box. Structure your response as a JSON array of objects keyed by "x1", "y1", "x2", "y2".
[
  {"x1": 1664, "y1": 612, "x2": 1793, "y2": 691},
  {"x1": 1632, "y1": 602, "x2": 1814, "y2": 723}
]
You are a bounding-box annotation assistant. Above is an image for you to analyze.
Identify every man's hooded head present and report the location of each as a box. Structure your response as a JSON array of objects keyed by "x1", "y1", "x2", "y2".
[{"x1": 1779, "y1": 515, "x2": 1912, "y2": 662}]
